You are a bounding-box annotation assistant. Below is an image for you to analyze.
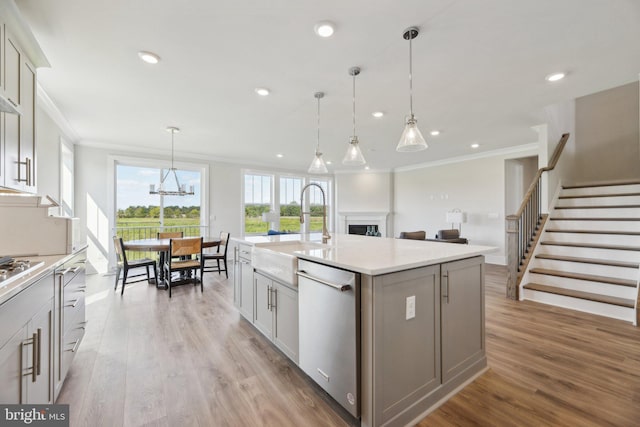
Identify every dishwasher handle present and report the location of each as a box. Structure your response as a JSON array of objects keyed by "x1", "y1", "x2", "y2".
[{"x1": 296, "y1": 270, "x2": 352, "y2": 292}]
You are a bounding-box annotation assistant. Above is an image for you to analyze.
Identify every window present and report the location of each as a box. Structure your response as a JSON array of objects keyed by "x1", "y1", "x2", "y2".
[
  {"x1": 244, "y1": 173, "x2": 273, "y2": 234},
  {"x1": 242, "y1": 170, "x2": 332, "y2": 235},
  {"x1": 115, "y1": 163, "x2": 204, "y2": 241},
  {"x1": 279, "y1": 176, "x2": 303, "y2": 233}
]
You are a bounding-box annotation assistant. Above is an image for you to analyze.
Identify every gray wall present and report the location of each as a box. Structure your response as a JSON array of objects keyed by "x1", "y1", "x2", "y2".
[{"x1": 574, "y1": 81, "x2": 640, "y2": 184}]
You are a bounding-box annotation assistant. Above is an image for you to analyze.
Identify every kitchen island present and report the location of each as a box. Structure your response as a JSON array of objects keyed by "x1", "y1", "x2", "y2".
[{"x1": 231, "y1": 234, "x2": 495, "y2": 427}]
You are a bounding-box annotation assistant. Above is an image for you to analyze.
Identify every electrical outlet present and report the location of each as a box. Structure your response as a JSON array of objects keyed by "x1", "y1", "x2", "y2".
[{"x1": 406, "y1": 295, "x2": 416, "y2": 320}]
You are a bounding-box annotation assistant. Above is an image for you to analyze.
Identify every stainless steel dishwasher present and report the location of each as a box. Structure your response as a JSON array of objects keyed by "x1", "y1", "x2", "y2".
[{"x1": 297, "y1": 259, "x2": 360, "y2": 418}]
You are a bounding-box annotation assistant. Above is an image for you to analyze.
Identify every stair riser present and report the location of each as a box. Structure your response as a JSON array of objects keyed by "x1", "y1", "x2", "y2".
[
  {"x1": 557, "y1": 195, "x2": 640, "y2": 207},
  {"x1": 561, "y1": 184, "x2": 640, "y2": 197},
  {"x1": 532, "y1": 259, "x2": 639, "y2": 281},
  {"x1": 528, "y1": 273, "x2": 637, "y2": 298},
  {"x1": 521, "y1": 289, "x2": 635, "y2": 322},
  {"x1": 542, "y1": 232, "x2": 640, "y2": 246},
  {"x1": 552, "y1": 207, "x2": 640, "y2": 218},
  {"x1": 546, "y1": 219, "x2": 640, "y2": 232},
  {"x1": 537, "y1": 245, "x2": 640, "y2": 262}
]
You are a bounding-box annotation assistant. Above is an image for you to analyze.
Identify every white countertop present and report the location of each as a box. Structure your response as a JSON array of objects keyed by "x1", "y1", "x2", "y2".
[
  {"x1": 0, "y1": 250, "x2": 83, "y2": 305},
  {"x1": 234, "y1": 233, "x2": 496, "y2": 276}
]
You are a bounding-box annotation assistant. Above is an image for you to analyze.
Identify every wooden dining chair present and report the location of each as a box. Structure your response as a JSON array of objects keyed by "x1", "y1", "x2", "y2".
[
  {"x1": 163, "y1": 237, "x2": 204, "y2": 298},
  {"x1": 157, "y1": 231, "x2": 184, "y2": 265},
  {"x1": 113, "y1": 236, "x2": 158, "y2": 295},
  {"x1": 204, "y1": 232, "x2": 230, "y2": 278}
]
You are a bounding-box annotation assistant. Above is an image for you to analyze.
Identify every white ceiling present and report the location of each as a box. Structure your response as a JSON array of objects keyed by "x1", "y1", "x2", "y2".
[{"x1": 18, "y1": 0, "x2": 640, "y2": 172}]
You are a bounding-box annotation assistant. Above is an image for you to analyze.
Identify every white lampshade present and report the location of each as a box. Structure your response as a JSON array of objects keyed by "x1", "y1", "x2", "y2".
[
  {"x1": 308, "y1": 152, "x2": 328, "y2": 174},
  {"x1": 396, "y1": 116, "x2": 427, "y2": 152},
  {"x1": 446, "y1": 210, "x2": 466, "y2": 225},
  {"x1": 342, "y1": 137, "x2": 366, "y2": 165}
]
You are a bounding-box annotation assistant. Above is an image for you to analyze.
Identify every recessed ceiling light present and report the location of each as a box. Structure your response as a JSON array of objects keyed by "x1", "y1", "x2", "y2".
[
  {"x1": 430, "y1": 130, "x2": 440, "y2": 136},
  {"x1": 314, "y1": 21, "x2": 335, "y2": 38},
  {"x1": 545, "y1": 72, "x2": 566, "y2": 82},
  {"x1": 471, "y1": 143, "x2": 480, "y2": 149},
  {"x1": 364, "y1": 166, "x2": 370, "y2": 170},
  {"x1": 372, "y1": 111, "x2": 384, "y2": 118},
  {"x1": 326, "y1": 161, "x2": 332, "y2": 165},
  {"x1": 255, "y1": 88, "x2": 270, "y2": 96},
  {"x1": 276, "y1": 154, "x2": 283, "y2": 158},
  {"x1": 138, "y1": 51, "x2": 160, "y2": 64}
]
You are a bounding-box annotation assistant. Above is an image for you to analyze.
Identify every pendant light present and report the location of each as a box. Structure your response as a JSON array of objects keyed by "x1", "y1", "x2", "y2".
[
  {"x1": 396, "y1": 27, "x2": 427, "y2": 152},
  {"x1": 149, "y1": 127, "x2": 195, "y2": 196},
  {"x1": 308, "y1": 92, "x2": 328, "y2": 174},
  {"x1": 342, "y1": 66, "x2": 366, "y2": 165}
]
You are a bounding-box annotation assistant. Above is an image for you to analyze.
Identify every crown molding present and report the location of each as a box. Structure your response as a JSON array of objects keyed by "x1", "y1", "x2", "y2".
[
  {"x1": 37, "y1": 83, "x2": 80, "y2": 143},
  {"x1": 393, "y1": 143, "x2": 539, "y2": 172}
]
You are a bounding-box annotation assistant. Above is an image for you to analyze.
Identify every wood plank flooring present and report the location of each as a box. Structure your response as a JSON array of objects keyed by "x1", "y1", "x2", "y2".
[{"x1": 58, "y1": 266, "x2": 640, "y2": 426}]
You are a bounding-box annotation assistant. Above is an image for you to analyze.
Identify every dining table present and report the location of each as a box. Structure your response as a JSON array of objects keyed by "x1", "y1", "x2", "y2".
[{"x1": 123, "y1": 236, "x2": 221, "y2": 287}]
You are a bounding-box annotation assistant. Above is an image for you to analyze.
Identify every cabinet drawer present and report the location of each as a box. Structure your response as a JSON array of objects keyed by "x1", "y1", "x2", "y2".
[
  {"x1": 238, "y1": 244, "x2": 252, "y2": 261},
  {"x1": 63, "y1": 294, "x2": 85, "y2": 334},
  {"x1": 61, "y1": 324, "x2": 84, "y2": 381}
]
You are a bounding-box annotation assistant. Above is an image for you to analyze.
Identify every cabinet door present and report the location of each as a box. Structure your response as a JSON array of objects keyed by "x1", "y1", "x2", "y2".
[
  {"x1": 238, "y1": 260, "x2": 254, "y2": 320},
  {"x1": 253, "y1": 273, "x2": 273, "y2": 338},
  {"x1": 4, "y1": 31, "x2": 21, "y2": 107},
  {"x1": 273, "y1": 282, "x2": 298, "y2": 363},
  {"x1": 441, "y1": 256, "x2": 485, "y2": 383},
  {"x1": 20, "y1": 59, "x2": 36, "y2": 192},
  {"x1": 26, "y1": 300, "x2": 53, "y2": 404},
  {"x1": 0, "y1": 325, "x2": 28, "y2": 404}
]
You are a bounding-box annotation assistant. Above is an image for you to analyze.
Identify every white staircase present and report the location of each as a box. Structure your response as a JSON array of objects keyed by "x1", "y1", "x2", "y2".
[{"x1": 520, "y1": 182, "x2": 640, "y2": 323}]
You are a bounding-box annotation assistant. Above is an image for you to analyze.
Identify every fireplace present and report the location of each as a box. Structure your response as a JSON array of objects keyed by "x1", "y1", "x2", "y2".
[
  {"x1": 339, "y1": 212, "x2": 389, "y2": 237},
  {"x1": 348, "y1": 224, "x2": 379, "y2": 236}
]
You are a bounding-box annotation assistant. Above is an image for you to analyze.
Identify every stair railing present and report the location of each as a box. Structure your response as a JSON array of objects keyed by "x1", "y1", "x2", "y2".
[{"x1": 506, "y1": 133, "x2": 570, "y2": 300}]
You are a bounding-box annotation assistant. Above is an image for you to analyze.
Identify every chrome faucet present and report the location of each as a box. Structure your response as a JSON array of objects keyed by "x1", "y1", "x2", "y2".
[{"x1": 300, "y1": 183, "x2": 331, "y2": 244}]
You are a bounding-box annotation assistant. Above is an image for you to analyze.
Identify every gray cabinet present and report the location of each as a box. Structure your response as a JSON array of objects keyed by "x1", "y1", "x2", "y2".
[
  {"x1": 253, "y1": 272, "x2": 298, "y2": 363},
  {"x1": 0, "y1": 271, "x2": 54, "y2": 404},
  {"x1": 234, "y1": 243, "x2": 254, "y2": 321},
  {"x1": 53, "y1": 250, "x2": 87, "y2": 400},
  {"x1": 1, "y1": 24, "x2": 38, "y2": 192},
  {"x1": 441, "y1": 257, "x2": 485, "y2": 383}
]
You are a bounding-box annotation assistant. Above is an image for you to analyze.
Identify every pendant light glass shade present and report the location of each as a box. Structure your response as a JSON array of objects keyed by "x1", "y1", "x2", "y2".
[
  {"x1": 396, "y1": 27, "x2": 428, "y2": 152},
  {"x1": 342, "y1": 136, "x2": 366, "y2": 165},
  {"x1": 397, "y1": 115, "x2": 427, "y2": 152},
  {"x1": 342, "y1": 67, "x2": 366, "y2": 166},
  {"x1": 308, "y1": 92, "x2": 328, "y2": 174}
]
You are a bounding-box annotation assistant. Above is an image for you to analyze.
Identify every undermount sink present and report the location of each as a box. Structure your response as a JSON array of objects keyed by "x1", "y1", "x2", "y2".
[{"x1": 252, "y1": 240, "x2": 330, "y2": 286}]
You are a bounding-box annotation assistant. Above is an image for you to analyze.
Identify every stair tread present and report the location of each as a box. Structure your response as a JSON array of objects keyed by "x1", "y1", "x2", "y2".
[
  {"x1": 523, "y1": 283, "x2": 635, "y2": 308},
  {"x1": 549, "y1": 217, "x2": 640, "y2": 221},
  {"x1": 529, "y1": 268, "x2": 637, "y2": 287},
  {"x1": 559, "y1": 192, "x2": 640, "y2": 199},
  {"x1": 534, "y1": 254, "x2": 640, "y2": 269},
  {"x1": 555, "y1": 204, "x2": 640, "y2": 209},
  {"x1": 545, "y1": 229, "x2": 640, "y2": 235},
  {"x1": 562, "y1": 180, "x2": 640, "y2": 189},
  {"x1": 540, "y1": 241, "x2": 640, "y2": 251}
]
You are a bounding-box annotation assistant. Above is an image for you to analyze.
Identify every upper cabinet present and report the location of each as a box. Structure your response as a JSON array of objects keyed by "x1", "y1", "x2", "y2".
[{"x1": 0, "y1": 0, "x2": 50, "y2": 194}]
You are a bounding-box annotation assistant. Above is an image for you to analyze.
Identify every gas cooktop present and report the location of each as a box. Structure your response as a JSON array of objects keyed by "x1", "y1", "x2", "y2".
[{"x1": 0, "y1": 257, "x2": 45, "y2": 287}]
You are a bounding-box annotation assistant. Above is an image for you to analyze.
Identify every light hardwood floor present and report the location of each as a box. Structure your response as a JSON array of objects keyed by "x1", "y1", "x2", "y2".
[{"x1": 59, "y1": 265, "x2": 640, "y2": 426}]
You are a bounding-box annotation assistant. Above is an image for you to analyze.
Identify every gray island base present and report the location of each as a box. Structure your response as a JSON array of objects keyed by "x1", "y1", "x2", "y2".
[{"x1": 232, "y1": 234, "x2": 491, "y2": 427}]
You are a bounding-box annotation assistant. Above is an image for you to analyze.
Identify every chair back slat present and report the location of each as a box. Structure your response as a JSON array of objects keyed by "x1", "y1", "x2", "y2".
[
  {"x1": 218, "y1": 231, "x2": 230, "y2": 254},
  {"x1": 113, "y1": 236, "x2": 127, "y2": 264},
  {"x1": 170, "y1": 237, "x2": 202, "y2": 257}
]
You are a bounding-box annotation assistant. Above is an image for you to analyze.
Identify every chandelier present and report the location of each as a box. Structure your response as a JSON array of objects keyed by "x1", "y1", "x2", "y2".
[{"x1": 149, "y1": 127, "x2": 194, "y2": 196}]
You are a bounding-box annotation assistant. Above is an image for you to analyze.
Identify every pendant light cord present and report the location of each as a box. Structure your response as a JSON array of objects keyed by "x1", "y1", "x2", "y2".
[
  {"x1": 170, "y1": 129, "x2": 175, "y2": 170},
  {"x1": 409, "y1": 34, "x2": 413, "y2": 116},
  {"x1": 316, "y1": 96, "x2": 321, "y2": 153},
  {"x1": 352, "y1": 72, "x2": 356, "y2": 137}
]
